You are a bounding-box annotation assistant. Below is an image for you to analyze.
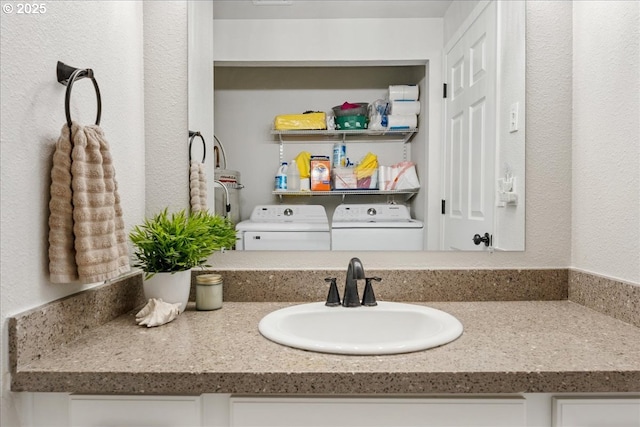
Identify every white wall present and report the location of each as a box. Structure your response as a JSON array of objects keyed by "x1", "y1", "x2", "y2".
[
  {"x1": 189, "y1": 1, "x2": 216, "y2": 211},
  {"x1": 143, "y1": 1, "x2": 190, "y2": 216},
  {"x1": 213, "y1": 18, "x2": 443, "y2": 64},
  {"x1": 572, "y1": 1, "x2": 640, "y2": 284},
  {"x1": 443, "y1": 0, "x2": 481, "y2": 46},
  {"x1": 0, "y1": 2, "x2": 146, "y2": 425},
  {"x1": 494, "y1": 1, "x2": 526, "y2": 250}
]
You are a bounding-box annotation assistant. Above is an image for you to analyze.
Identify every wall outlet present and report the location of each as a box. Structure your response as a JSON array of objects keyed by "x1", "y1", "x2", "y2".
[{"x1": 509, "y1": 102, "x2": 519, "y2": 133}]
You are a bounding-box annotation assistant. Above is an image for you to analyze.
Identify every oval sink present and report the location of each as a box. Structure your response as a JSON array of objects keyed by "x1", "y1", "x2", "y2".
[{"x1": 258, "y1": 302, "x2": 463, "y2": 355}]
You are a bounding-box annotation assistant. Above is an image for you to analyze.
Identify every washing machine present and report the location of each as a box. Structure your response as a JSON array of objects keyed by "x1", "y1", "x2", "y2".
[
  {"x1": 235, "y1": 205, "x2": 331, "y2": 251},
  {"x1": 331, "y1": 203, "x2": 424, "y2": 251}
]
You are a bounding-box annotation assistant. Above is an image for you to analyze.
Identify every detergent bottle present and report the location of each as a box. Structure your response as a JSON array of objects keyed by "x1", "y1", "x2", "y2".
[
  {"x1": 332, "y1": 141, "x2": 347, "y2": 168},
  {"x1": 275, "y1": 162, "x2": 288, "y2": 191}
]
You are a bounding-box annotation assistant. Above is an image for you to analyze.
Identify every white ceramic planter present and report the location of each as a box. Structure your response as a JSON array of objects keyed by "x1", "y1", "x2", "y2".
[{"x1": 142, "y1": 270, "x2": 191, "y2": 313}]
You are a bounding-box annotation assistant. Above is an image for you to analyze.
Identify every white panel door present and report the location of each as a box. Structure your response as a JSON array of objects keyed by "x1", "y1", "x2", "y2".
[{"x1": 443, "y1": 1, "x2": 497, "y2": 251}]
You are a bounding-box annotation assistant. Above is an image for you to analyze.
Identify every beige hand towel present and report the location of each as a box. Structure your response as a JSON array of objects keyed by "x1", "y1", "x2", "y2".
[
  {"x1": 48, "y1": 123, "x2": 130, "y2": 284},
  {"x1": 198, "y1": 162, "x2": 207, "y2": 207},
  {"x1": 189, "y1": 160, "x2": 207, "y2": 212}
]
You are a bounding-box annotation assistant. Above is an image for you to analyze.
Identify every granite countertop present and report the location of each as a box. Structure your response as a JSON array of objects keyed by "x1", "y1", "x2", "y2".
[{"x1": 11, "y1": 300, "x2": 640, "y2": 395}]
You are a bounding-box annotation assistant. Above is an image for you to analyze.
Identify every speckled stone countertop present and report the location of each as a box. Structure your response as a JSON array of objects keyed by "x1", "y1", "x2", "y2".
[{"x1": 11, "y1": 300, "x2": 640, "y2": 394}]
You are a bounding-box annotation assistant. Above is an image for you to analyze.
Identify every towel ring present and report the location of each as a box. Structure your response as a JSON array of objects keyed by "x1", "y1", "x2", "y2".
[
  {"x1": 189, "y1": 131, "x2": 206, "y2": 163},
  {"x1": 57, "y1": 61, "x2": 102, "y2": 130}
]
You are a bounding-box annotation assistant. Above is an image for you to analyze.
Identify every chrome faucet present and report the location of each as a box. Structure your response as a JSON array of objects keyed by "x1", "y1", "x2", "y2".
[{"x1": 342, "y1": 257, "x2": 365, "y2": 307}]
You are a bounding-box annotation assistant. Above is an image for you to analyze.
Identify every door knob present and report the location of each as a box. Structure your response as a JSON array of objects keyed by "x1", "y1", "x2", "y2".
[{"x1": 473, "y1": 233, "x2": 491, "y2": 247}]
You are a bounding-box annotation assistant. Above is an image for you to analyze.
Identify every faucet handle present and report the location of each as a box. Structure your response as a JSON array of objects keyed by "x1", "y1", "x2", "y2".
[
  {"x1": 324, "y1": 277, "x2": 341, "y2": 307},
  {"x1": 362, "y1": 276, "x2": 382, "y2": 307}
]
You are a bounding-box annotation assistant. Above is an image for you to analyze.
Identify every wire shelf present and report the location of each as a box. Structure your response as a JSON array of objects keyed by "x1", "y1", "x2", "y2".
[
  {"x1": 273, "y1": 188, "x2": 419, "y2": 202},
  {"x1": 271, "y1": 128, "x2": 417, "y2": 144}
]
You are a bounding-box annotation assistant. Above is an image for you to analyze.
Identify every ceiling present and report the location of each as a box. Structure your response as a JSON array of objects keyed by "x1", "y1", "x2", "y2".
[{"x1": 213, "y1": 1, "x2": 454, "y2": 20}]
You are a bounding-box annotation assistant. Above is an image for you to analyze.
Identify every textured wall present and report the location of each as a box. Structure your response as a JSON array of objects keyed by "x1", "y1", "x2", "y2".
[
  {"x1": 144, "y1": 1, "x2": 189, "y2": 216},
  {"x1": 0, "y1": 2, "x2": 145, "y2": 425},
  {"x1": 494, "y1": 1, "x2": 526, "y2": 250},
  {"x1": 572, "y1": 1, "x2": 640, "y2": 284}
]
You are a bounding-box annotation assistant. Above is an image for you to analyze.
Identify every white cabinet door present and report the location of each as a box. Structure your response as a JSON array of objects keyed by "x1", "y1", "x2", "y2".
[
  {"x1": 553, "y1": 397, "x2": 640, "y2": 427},
  {"x1": 229, "y1": 396, "x2": 526, "y2": 427},
  {"x1": 69, "y1": 395, "x2": 201, "y2": 427}
]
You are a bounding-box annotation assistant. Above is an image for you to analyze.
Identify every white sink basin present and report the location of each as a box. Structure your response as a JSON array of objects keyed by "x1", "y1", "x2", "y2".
[{"x1": 258, "y1": 301, "x2": 463, "y2": 355}]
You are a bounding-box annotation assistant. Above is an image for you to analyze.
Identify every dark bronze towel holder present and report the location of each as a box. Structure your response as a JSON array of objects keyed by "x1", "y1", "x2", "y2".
[
  {"x1": 56, "y1": 61, "x2": 102, "y2": 132},
  {"x1": 189, "y1": 130, "x2": 206, "y2": 163}
]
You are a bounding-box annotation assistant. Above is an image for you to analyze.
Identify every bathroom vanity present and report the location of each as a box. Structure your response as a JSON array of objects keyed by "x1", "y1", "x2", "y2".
[{"x1": 9, "y1": 271, "x2": 640, "y2": 426}]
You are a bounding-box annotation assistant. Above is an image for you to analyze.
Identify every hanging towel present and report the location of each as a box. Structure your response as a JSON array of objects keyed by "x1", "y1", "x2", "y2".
[
  {"x1": 189, "y1": 160, "x2": 207, "y2": 212},
  {"x1": 48, "y1": 123, "x2": 130, "y2": 284}
]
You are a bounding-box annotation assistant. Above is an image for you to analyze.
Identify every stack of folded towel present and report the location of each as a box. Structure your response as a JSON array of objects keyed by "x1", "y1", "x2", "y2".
[{"x1": 48, "y1": 123, "x2": 130, "y2": 284}]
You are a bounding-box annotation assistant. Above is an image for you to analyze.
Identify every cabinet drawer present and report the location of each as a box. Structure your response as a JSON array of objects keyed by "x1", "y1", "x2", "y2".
[{"x1": 230, "y1": 396, "x2": 526, "y2": 427}]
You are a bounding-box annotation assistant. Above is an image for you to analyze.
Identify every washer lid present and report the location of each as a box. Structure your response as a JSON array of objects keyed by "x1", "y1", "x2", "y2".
[
  {"x1": 332, "y1": 203, "x2": 422, "y2": 227},
  {"x1": 236, "y1": 221, "x2": 330, "y2": 232},
  {"x1": 331, "y1": 219, "x2": 423, "y2": 229}
]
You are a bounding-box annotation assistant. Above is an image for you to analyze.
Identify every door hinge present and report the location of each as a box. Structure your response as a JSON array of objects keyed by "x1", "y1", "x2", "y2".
[
  {"x1": 441, "y1": 199, "x2": 446, "y2": 214},
  {"x1": 443, "y1": 83, "x2": 447, "y2": 98}
]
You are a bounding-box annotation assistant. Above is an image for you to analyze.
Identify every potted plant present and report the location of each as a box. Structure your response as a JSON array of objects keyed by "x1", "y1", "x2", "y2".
[{"x1": 129, "y1": 208, "x2": 236, "y2": 312}]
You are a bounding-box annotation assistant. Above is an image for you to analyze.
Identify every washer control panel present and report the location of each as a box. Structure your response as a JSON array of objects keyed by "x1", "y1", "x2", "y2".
[
  {"x1": 250, "y1": 205, "x2": 329, "y2": 223},
  {"x1": 333, "y1": 204, "x2": 413, "y2": 222}
]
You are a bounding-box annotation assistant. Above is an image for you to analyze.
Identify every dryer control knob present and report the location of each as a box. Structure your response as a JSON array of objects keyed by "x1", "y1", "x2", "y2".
[
  {"x1": 367, "y1": 208, "x2": 377, "y2": 216},
  {"x1": 284, "y1": 208, "x2": 293, "y2": 216}
]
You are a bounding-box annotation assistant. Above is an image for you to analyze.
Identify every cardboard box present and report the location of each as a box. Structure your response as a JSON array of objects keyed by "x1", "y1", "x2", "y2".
[{"x1": 310, "y1": 156, "x2": 331, "y2": 191}]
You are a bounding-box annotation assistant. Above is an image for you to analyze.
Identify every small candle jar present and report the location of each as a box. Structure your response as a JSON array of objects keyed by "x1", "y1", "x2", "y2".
[{"x1": 195, "y1": 273, "x2": 223, "y2": 311}]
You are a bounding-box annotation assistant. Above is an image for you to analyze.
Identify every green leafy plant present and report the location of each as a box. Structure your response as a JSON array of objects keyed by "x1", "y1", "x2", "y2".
[{"x1": 129, "y1": 208, "x2": 237, "y2": 279}]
